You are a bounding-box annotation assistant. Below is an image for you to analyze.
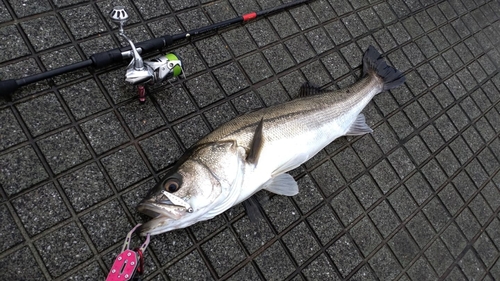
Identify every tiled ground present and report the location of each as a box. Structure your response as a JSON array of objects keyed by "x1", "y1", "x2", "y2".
[{"x1": 1, "y1": 0, "x2": 500, "y2": 280}]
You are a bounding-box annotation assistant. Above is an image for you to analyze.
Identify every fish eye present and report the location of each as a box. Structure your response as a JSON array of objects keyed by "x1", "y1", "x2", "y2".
[{"x1": 165, "y1": 179, "x2": 180, "y2": 193}]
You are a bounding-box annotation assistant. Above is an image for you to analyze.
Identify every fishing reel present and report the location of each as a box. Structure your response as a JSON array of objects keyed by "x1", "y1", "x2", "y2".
[{"x1": 109, "y1": 7, "x2": 183, "y2": 102}]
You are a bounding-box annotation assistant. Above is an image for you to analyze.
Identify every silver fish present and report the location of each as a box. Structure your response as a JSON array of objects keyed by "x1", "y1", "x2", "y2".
[{"x1": 137, "y1": 46, "x2": 405, "y2": 235}]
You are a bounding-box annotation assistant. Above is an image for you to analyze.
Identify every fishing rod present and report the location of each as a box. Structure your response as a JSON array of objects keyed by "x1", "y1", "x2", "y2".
[{"x1": 0, "y1": 0, "x2": 312, "y2": 102}]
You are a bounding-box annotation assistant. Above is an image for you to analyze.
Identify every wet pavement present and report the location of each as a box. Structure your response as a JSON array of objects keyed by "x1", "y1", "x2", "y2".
[{"x1": 1, "y1": 0, "x2": 500, "y2": 280}]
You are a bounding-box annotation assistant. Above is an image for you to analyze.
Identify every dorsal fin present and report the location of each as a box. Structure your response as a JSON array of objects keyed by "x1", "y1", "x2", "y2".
[
  {"x1": 297, "y1": 82, "x2": 322, "y2": 98},
  {"x1": 246, "y1": 118, "x2": 264, "y2": 164}
]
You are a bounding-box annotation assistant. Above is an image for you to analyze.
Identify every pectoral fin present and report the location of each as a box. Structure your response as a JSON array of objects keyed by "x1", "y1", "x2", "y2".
[
  {"x1": 247, "y1": 118, "x2": 264, "y2": 164},
  {"x1": 263, "y1": 173, "x2": 298, "y2": 196},
  {"x1": 346, "y1": 113, "x2": 373, "y2": 136}
]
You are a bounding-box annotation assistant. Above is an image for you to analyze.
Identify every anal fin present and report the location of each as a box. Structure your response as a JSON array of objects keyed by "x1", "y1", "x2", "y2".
[{"x1": 346, "y1": 113, "x2": 373, "y2": 136}]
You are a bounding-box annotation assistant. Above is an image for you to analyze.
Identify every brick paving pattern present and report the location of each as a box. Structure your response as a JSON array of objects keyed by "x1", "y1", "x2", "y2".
[{"x1": 1, "y1": 0, "x2": 500, "y2": 280}]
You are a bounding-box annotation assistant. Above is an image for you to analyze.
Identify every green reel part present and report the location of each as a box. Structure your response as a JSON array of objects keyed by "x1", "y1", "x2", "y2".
[{"x1": 165, "y1": 53, "x2": 183, "y2": 77}]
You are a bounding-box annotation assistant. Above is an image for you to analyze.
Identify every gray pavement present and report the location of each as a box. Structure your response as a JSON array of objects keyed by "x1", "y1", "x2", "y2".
[{"x1": 1, "y1": 0, "x2": 500, "y2": 280}]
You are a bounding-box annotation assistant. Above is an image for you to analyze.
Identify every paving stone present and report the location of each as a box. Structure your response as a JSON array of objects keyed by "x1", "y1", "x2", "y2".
[
  {"x1": 468, "y1": 194, "x2": 493, "y2": 226},
  {"x1": 255, "y1": 241, "x2": 295, "y2": 280},
  {"x1": 421, "y1": 159, "x2": 448, "y2": 191},
  {"x1": 195, "y1": 36, "x2": 231, "y2": 67},
  {"x1": 455, "y1": 208, "x2": 481, "y2": 240},
  {"x1": 0, "y1": 204, "x2": 24, "y2": 252},
  {"x1": 16, "y1": 93, "x2": 70, "y2": 137},
  {"x1": 404, "y1": 135, "x2": 431, "y2": 165},
  {"x1": 465, "y1": 158, "x2": 489, "y2": 188},
  {"x1": 407, "y1": 256, "x2": 438, "y2": 281},
  {"x1": 118, "y1": 100, "x2": 165, "y2": 137},
  {"x1": 432, "y1": 84, "x2": 455, "y2": 109},
  {"x1": 449, "y1": 136, "x2": 474, "y2": 165},
  {"x1": 65, "y1": 261, "x2": 106, "y2": 280},
  {"x1": 452, "y1": 170, "x2": 477, "y2": 201},
  {"x1": 328, "y1": 0, "x2": 352, "y2": 16},
  {"x1": 350, "y1": 173, "x2": 382, "y2": 210},
  {"x1": 166, "y1": 250, "x2": 213, "y2": 280},
  {"x1": 474, "y1": 233, "x2": 498, "y2": 267},
  {"x1": 303, "y1": 254, "x2": 340, "y2": 280},
  {"x1": 370, "y1": 159, "x2": 399, "y2": 194},
  {"x1": 60, "y1": 5, "x2": 107, "y2": 39},
  {"x1": 301, "y1": 60, "x2": 332, "y2": 87},
  {"x1": 422, "y1": 197, "x2": 451, "y2": 232},
  {"x1": 80, "y1": 199, "x2": 131, "y2": 252},
  {"x1": 388, "y1": 111, "x2": 413, "y2": 139},
  {"x1": 246, "y1": 19, "x2": 278, "y2": 47},
  {"x1": 262, "y1": 195, "x2": 299, "y2": 233},
  {"x1": 231, "y1": 91, "x2": 264, "y2": 114},
  {"x1": 227, "y1": 263, "x2": 260, "y2": 281},
  {"x1": 233, "y1": 215, "x2": 274, "y2": 254},
  {"x1": 221, "y1": 27, "x2": 256, "y2": 58},
  {"x1": 309, "y1": 0, "x2": 336, "y2": 23},
  {"x1": 282, "y1": 222, "x2": 320, "y2": 265},
  {"x1": 324, "y1": 20, "x2": 350, "y2": 46},
  {"x1": 307, "y1": 204, "x2": 343, "y2": 246},
  {"x1": 0, "y1": 247, "x2": 44, "y2": 280},
  {"x1": 201, "y1": 228, "x2": 246, "y2": 277},
  {"x1": 101, "y1": 145, "x2": 150, "y2": 190},
  {"x1": 288, "y1": 5, "x2": 317, "y2": 31},
  {"x1": 459, "y1": 250, "x2": 486, "y2": 281},
  {"x1": 255, "y1": 80, "x2": 290, "y2": 107},
  {"x1": 439, "y1": 183, "x2": 465, "y2": 216},
  {"x1": 185, "y1": 73, "x2": 224, "y2": 108},
  {"x1": 350, "y1": 216, "x2": 382, "y2": 256},
  {"x1": 332, "y1": 147, "x2": 365, "y2": 181},
  {"x1": 34, "y1": 223, "x2": 92, "y2": 277},
  {"x1": 0, "y1": 145, "x2": 48, "y2": 196},
  {"x1": 368, "y1": 245, "x2": 402, "y2": 280},
  {"x1": 12, "y1": 183, "x2": 70, "y2": 236},
  {"x1": 80, "y1": 112, "x2": 129, "y2": 155},
  {"x1": 139, "y1": 130, "x2": 182, "y2": 171},
  {"x1": 147, "y1": 227, "x2": 192, "y2": 265},
  {"x1": 350, "y1": 265, "x2": 377, "y2": 281},
  {"x1": 327, "y1": 235, "x2": 363, "y2": 278},
  {"x1": 37, "y1": 128, "x2": 92, "y2": 174},
  {"x1": 293, "y1": 175, "x2": 323, "y2": 214},
  {"x1": 331, "y1": 188, "x2": 363, "y2": 226},
  {"x1": 60, "y1": 79, "x2": 110, "y2": 120},
  {"x1": 445, "y1": 265, "x2": 468, "y2": 281},
  {"x1": 425, "y1": 238, "x2": 454, "y2": 276},
  {"x1": 58, "y1": 163, "x2": 113, "y2": 212},
  {"x1": 373, "y1": 2, "x2": 396, "y2": 24},
  {"x1": 0, "y1": 25, "x2": 30, "y2": 62},
  {"x1": 369, "y1": 200, "x2": 400, "y2": 238},
  {"x1": 238, "y1": 52, "x2": 273, "y2": 84},
  {"x1": 267, "y1": 12, "x2": 298, "y2": 40},
  {"x1": 211, "y1": 63, "x2": 249, "y2": 96},
  {"x1": 406, "y1": 212, "x2": 435, "y2": 248},
  {"x1": 0, "y1": 108, "x2": 26, "y2": 150},
  {"x1": 203, "y1": 102, "x2": 237, "y2": 130},
  {"x1": 173, "y1": 115, "x2": 210, "y2": 148},
  {"x1": 352, "y1": 134, "x2": 383, "y2": 168},
  {"x1": 388, "y1": 147, "x2": 415, "y2": 179},
  {"x1": 20, "y1": 16, "x2": 70, "y2": 51}
]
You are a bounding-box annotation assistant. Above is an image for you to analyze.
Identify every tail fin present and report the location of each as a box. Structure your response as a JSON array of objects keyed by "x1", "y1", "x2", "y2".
[{"x1": 363, "y1": 46, "x2": 405, "y2": 91}]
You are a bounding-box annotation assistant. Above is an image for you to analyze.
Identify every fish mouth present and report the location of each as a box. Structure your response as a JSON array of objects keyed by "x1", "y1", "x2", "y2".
[{"x1": 136, "y1": 201, "x2": 187, "y2": 235}]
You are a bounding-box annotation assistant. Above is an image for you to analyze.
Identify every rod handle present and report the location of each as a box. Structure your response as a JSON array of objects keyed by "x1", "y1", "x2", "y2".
[{"x1": 0, "y1": 79, "x2": 19, "y2": 96}]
